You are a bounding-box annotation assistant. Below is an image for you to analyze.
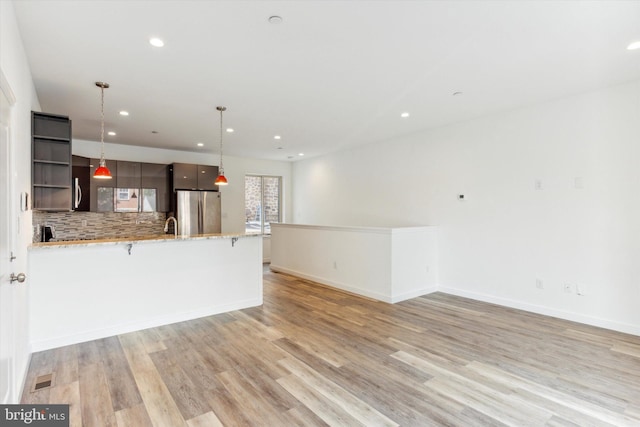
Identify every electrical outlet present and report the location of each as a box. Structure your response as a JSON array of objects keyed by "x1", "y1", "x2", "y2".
[
  {"x1": 81, "y1": 220, "x2": 87, "y2": 227},
  {"x1": 563, "y1": 283, "x2": 572, "y2": 293},
  {"x1": 576, "y1": 284, "x2": 586, "y2": 296},
  {"x1": 535, "y1": 278, "x2": 543, "y2": 290},
  {"x1": 535, "y1": 179, "x2": 543, "y2": 190}
]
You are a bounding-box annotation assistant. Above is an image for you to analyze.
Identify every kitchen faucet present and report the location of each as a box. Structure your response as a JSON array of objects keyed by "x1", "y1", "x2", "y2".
[{"x1": 164, "y1": 216, "x2": 178, "y2": 237}]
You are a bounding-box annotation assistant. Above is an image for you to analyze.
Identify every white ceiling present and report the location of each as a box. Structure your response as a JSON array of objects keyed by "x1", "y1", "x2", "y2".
[{"x1": 12, "y1": 0, "x2": 640, "y2": 161}]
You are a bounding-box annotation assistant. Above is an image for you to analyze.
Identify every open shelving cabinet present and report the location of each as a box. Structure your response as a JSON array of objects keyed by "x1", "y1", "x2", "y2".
[{"x1": 32, "y1": 111, "x2": 72, "y2": 211}]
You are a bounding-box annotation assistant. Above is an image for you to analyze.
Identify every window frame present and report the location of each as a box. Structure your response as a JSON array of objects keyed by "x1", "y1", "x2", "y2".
[
  {"x1": 244, "y1": 174, "x2": 282, "y2": 235},
  {"x1": 117, "y1": 188, "x2": 131, "y2": 201}
]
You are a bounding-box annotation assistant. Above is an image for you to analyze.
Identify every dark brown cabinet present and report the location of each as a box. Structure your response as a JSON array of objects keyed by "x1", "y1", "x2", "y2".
[
  {"x1": 197, "y1": 165, "x2": 219, "y2": 190},
  {"x1": 171, "y1": 163, "x2": 219, "y2": 191},
  {"x1": 141, "y1": 163, "x2": 170, "y2": 212},
  {"x1": 171, "y1": 163, "x2": 198, "y2": 190},
  {"x1": 56, "y1": 153, "x2": 171, "y2": 213},
  {"x1": 82, "y1": 159, "x2": 170, "y2": 212},
  {"x1": 32, "y1": 112, "x2": 73, "y2": 211},
  {"x1": 116, "y1": 161, "x2": 141, "y2": 188}
]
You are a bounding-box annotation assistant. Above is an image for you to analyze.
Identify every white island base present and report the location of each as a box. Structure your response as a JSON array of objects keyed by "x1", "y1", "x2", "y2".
[
  {"x1": 270, "y1": 224, "x2": 438, "y2": 303},
  {"x1": 28, "y1": 234, "x2": 262, "y2": 352}
]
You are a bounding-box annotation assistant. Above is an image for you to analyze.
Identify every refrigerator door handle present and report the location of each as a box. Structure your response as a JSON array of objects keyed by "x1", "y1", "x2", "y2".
[
  {"x1": 198, "y1": 194, "x2": 203, "y2": 234},
  {"x1": 74, "y1": 178, "x2": 82, "y2": 209}
]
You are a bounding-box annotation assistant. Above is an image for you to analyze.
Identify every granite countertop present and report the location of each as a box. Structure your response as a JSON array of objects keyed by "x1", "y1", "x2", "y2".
[{"x1": 30, "y1": 233, "x2": 261, "y2": 250}]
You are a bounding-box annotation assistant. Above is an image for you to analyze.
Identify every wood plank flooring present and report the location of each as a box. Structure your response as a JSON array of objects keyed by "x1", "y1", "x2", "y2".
[{"x1": 22, "y1": 267, "x2": 640, "y2": 426}]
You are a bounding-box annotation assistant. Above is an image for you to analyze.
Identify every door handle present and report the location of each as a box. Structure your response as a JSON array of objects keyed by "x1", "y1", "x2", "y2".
[
  {"x1": 10, "y1": 273, "x2": 26, "y2": 283},
  {"x1": 75, "y1": 178, "x2": 82, "y2": 209}
]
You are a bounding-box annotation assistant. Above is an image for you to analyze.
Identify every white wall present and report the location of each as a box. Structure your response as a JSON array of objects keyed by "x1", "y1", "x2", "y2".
[
  {"x1": 292, "y1": 80, "x2": 640, "y2": 335},
  {"x1": 73, "y1": 139, "x2": 292, "y2": 234},
  {"x1": 0, "y1": 0, "x2": 41, "y2": 400}
]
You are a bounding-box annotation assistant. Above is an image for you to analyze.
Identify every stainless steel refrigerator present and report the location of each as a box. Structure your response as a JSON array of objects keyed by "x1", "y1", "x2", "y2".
[{"x1": 175, "y1": 190, "x2": 221, "y2": 235}]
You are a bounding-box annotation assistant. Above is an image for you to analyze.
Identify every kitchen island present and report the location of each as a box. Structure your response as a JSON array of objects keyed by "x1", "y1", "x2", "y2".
[
  {"x1": 271, "y1": 223, "x2": 438, "y2": 303},
  {"x1": 28, "y1": 233, "x2": 262, "y2": 351}
]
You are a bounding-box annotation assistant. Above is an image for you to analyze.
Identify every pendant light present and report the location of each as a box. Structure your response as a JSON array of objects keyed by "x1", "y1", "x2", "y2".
[
  {"x1": 93, "y1": 81, "x2": 112, "y2": 179},
  {"x1": 214, "y1": 106, "x2": 228, "y2": 186}
]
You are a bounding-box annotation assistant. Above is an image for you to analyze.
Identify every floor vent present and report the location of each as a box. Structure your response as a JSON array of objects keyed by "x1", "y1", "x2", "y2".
[{"x1": 33, "y1": 373, "x2": 53, "y2": 391}]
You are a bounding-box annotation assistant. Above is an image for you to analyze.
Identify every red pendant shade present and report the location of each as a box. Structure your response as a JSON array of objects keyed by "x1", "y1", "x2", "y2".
[
  {"x1": 93, "y1": 164, "x2": 112, "y2": 179},
  {"x1": 214, "y1": 174, "x2": 228, "y2": 186}
]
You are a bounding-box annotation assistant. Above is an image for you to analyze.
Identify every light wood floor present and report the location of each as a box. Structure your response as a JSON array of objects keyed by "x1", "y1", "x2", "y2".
[{"x1": 22, "y1": 268, "x2": 640, "y2": 426}]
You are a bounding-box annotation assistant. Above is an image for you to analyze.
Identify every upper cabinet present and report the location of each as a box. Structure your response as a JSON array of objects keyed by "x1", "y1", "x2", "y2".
[
  {"x1": 197, "y1": 165, "x2": 219, "y2": 190},
  {"x1": 171, "y1": 163, "x2": 198, "y2": 190},
  {"x1": 171, "y1": 163, "x2": 219, "y2": 191},
  {"x1": 141, "y1": 163, "x2": 170, "y2": 212},
  {"x1": 32, "y1": 112, "x2": 73, "y2": 211},
  {"x1": 116, "y1": 161, "x2": 141, "y2": 188},
  {"x1": 76, "y1": 157, "x2": 170, "y2": 212}
]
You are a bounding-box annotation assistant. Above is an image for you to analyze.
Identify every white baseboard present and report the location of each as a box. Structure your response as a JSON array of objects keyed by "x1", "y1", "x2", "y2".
[
  {"x1": 269, "y1": 266, "x2": 639, "y2": 336},
  {"x1": 29, "y1": 298, "x2": 263, "y2": 353},
  {"x1": 438, "y1": 286, "x2": 640, "y2": 337},
  {"x1": 270, "y1": 264, "x2": 395, "y2": 302},
  {"x1": 270, "y1": 264, "x2": 436, "y2": 303},
  {"x1": 390, "y1": 286, "x2": 439, "y2": 303}
]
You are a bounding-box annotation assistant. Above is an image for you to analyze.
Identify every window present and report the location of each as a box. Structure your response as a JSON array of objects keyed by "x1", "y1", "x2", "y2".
[
  {"x1": 114, "y1": 188, "x2": 139, "y2": 212},
  {"x1": 245, "y1": 175, "x2": 281, "y2": 234},
  {"x1": 98, "y1": 187, "x2": 158, "y2": 212},
  {"x1": 117, "y1": 188, "x2": 131, "y2": 201}
]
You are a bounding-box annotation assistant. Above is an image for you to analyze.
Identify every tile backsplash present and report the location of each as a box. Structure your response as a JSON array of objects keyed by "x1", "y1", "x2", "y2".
[{"x1": 33, "y1": 211, "x2": 168, "y2": 242}]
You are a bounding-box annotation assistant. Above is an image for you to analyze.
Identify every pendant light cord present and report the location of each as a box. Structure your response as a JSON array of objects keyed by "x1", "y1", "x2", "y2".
[
  {"x1": 100, "y1": 85, "x2": 105, "y2": 160},
  {"x1": 219, "y1": 108, "x2": 224, "y2": 174}
]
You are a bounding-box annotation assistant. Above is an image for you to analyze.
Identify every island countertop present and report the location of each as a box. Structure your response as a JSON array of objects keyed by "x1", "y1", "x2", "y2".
[{"x1": 29, "y1": 232, "x2": 261, "y2": 250}]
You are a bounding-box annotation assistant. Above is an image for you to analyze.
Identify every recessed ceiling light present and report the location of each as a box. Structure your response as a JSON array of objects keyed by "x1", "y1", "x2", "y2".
[
  {"x1": 197, "y1": 143, "x2": 204, "y2": 147},
  {"x1": 119, "y1": 111, "x2": 129, "y2": 116},
  {"x1": 298, "y1": 153, "x2": 304, "y2": 156},
  {"x1": 277, "y1": 147, "x2": 283, "y2": 150},
  {"x1": 268, "y1": 16, "x2": 283, "y2": 24},
  {"x1": 401, "y1": 112, "x2": 410, "y2": 118},
  {"x1": 149, "y1": 38, "x2": 164, "y2": 47},
  {"x1": 226, "y1": 128, "x2": 234, "y2": 133},
  {"x1": 151, "y1": 130, "x2": 159, "y2": 134},
  {"x1": 453, "y1": 91, "x2": 463, "y2": 96},
  {"x1": 274, "y1": 135, "x2": 281, "y2": 140},
  {"x1": 107, "y1": 131, "x2": 116, "y2": 136},
  {"x1": 628, "y1": 40, "x2": 640, "y2": 50}
]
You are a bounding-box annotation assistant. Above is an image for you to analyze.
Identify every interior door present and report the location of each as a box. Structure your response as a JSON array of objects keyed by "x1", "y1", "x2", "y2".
[{"x1": 0, "y1": 82, "x2": 14, "y2": 404}]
